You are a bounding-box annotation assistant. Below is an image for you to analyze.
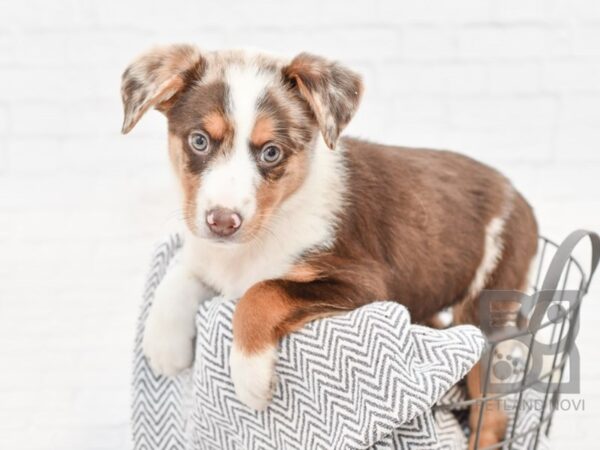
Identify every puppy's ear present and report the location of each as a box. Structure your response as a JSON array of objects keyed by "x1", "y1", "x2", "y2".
[
  {"x1": 283, "y1": 53, "x2": 363, "y2": 149},
  {"x1": 120, "y1": 44, "x2": 205, "y2": 134}
]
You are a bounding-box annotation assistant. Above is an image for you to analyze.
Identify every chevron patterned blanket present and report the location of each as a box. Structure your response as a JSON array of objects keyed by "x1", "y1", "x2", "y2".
[{"x1": 131, "y1": 235, "x2": 546, "y2": 449}]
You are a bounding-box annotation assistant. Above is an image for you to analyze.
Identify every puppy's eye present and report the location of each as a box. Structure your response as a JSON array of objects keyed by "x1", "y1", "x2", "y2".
[
  {"x1": 260, "y1": 144, "x2": 282, "y2": 166},
  {"x1": 188, "y1": 131, "x2": 210, "y2": 154}
]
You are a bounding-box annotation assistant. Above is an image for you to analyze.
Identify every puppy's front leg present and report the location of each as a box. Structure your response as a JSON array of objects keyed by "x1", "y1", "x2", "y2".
[
  {"x1": 143, "y1": 259, "x2": 214, "y2": 376},
  {"x1": 230, "y1": 278, "x2": 360, "y2": 410}
]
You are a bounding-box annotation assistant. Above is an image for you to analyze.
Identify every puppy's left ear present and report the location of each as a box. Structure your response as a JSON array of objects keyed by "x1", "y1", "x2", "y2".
[
  {"x1": 283, "y1": 53, "x2": 363, "y2": 149},
  {"x1": 120, "y1": 44, "x2": 204, "y2": 134}
]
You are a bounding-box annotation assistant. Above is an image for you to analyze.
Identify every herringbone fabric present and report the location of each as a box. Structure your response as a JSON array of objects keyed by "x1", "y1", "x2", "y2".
[
  {"x1": 135, "y1": 235, "x2": 551, "y2": 449},
  {"x1": 131, "y1": 234, "x2": 190, "y2": 450},
  {"x1": 187, "y1": 299, "x2": 484, "y2": 450}
]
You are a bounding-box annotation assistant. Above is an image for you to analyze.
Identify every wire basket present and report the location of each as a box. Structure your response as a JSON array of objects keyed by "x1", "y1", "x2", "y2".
[{"x1": 438, "y1": 230, "x2": 599, "y2": 450}]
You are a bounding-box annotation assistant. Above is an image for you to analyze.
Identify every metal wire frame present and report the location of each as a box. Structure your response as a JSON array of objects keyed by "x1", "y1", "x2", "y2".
[{"x1": 435, "y1": 231, "x2": 600, "y2": 450}]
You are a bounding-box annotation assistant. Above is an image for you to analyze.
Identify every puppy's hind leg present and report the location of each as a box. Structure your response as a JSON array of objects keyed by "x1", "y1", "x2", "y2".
[{"x1": 456, "y1": 195, "x2": 538, "y2": 449}]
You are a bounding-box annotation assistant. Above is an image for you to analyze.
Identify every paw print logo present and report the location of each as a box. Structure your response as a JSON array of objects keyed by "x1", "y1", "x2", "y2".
[
  {"x1": 487, "y1": 337, "x2": 541, "y2": 392},
  {"x1": 492, "y1": 343, "x2": 526, "y2": 383}
]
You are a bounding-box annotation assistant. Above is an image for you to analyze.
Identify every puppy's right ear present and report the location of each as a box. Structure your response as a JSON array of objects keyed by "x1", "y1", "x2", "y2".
[{"x1": 120, "y1": 44, "x2": 205, "y2": 134}]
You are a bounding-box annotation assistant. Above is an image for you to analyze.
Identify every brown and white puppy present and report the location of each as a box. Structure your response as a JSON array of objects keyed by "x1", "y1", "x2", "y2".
[{"x1": 121, "y1": 45, "x2": 538, "y2": 449}]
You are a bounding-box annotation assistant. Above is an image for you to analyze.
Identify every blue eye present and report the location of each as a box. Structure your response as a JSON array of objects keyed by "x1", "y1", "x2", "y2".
[
  {"x1": 260, "y1": 144, "x2": 282, "y2": 165},
  {"x1": 188, "y1": 131, "x2": 210, "y2": 153}
]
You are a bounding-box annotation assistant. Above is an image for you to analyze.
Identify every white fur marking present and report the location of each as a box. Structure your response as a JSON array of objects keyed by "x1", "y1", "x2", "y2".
[
  {"x1": 198, "y1": 146, "x2": 258, "y2": 222},
  {"x1": 467, "y1": 216, "x2": 506, "y2": 299},
  {"x1": 195, "y1": 64, "x2": 275, "y2": 232},
  {"x1": 230, "y1": 343, "x2": 278, "y2": 410}
]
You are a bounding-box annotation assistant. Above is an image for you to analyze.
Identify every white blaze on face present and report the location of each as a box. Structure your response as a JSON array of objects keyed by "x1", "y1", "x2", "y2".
[{"x1": 195, "y1": 64, "x2": 275, "y2": 234}]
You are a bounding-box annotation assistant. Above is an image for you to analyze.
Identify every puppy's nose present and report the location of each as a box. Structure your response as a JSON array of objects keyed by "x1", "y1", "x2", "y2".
[{"x1": 206, "y1": 208, "x2": 242, "y2": 237}]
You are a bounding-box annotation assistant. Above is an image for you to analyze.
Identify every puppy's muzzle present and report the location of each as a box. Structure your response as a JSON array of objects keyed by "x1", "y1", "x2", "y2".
[{"x1": 206, "y1": 208, "x2": 242, "y2": 237}]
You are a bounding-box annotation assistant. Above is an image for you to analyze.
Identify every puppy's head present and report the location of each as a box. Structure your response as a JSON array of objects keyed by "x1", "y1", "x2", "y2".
[{"x1": 121, "y1": 45, "x2": 362, "y2": 243}]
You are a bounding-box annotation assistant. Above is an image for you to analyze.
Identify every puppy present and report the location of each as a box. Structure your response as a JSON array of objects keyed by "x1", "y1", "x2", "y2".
[{"x1": 121, "y1": 45, "x2": 538, "y2": 449}]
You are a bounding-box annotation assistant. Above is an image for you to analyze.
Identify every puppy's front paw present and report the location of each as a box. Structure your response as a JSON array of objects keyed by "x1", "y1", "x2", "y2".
[
  {"x1": 230, "y1": 344, "x2": 278, "y2": 410},
  {"x1": 143, "y1": 308, "x2": 195, "y2": 376},
  {"x1": 142, "y1": 274, "x2": 200, "y2": 376}
]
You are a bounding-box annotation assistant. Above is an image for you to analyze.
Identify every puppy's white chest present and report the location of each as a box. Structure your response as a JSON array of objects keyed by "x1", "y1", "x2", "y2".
[
  {"x1": 181, "y1": 202, "x2": 337, "y2": 299},
  {"x1": 191, "y1": 245, "x2": 292, "y2": 298}
]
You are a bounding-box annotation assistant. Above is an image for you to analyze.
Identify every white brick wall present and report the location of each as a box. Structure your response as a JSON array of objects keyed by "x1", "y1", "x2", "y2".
[{"x1": 0, "y1": 1, "x2": 599, "y2": 449}]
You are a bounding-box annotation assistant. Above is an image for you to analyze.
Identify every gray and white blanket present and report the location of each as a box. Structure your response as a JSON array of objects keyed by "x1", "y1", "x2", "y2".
[{"x1": 131, "y1": 235, "x2": 547, "y2": 449}]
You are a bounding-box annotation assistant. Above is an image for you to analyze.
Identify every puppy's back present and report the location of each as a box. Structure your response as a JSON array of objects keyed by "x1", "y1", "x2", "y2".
[{"x1": 336, "y1": 137, "x2": 538, "y2": 322}]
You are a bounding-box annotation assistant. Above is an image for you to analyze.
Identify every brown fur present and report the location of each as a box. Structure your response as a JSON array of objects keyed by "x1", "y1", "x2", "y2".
[
  {"x1": 164, "y1": 79, "x2": 234, "y2": 232},
  {"x1": 283, "y1": 53, "x2": 363, "y2": 149},
  {"x1": 233, "y1": 281, "x2": 293, "y2": 354},
  {"x1": 233, "y1": 139, "x2": 538, "y2": 448},
  {"x1": 203, "y1": 111, "x2": 231, "y2": 141},
  {"x1": 231, "y1": 139, "x2": 537, "y2": 333},
  {"x1": 244, "y1": 149, "x2": 311, "y2": 238},
  {"x1": 121, "y1": 44, "x2": 205, "y2": 133},
  {"x1": 250, "y1": 115, "x2": 276, "y2": 147},
  {"x1": 121, "y1": 47, "x2": 539, "y2": 447},
  {"x1": 233, "y1": 279, "x2": 360, "y2": 354},
  {"x1": 167, "y1": 134, "x2": 202, "y2": 233}
]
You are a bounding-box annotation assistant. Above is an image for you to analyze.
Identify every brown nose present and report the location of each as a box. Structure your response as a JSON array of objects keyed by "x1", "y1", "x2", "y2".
[{"x1": 206, "y1": 208, "x2": 242, "y2": 237}]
